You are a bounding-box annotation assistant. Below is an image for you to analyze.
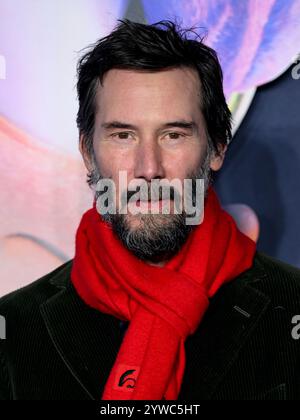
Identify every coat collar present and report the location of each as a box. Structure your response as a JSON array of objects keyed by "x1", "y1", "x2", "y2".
[{"x1": 40, "y1": 251, "x2": 270, "y2": 400}]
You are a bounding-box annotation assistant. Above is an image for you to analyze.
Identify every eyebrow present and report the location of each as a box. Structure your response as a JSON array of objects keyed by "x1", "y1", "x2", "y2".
[{"x1": 101, "y1": 120, "x2": 198, "y2": 131}]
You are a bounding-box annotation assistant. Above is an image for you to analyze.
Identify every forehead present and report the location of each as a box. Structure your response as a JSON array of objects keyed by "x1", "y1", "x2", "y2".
[{"x1": 95, "y1": 67, "x2": 202, "y2": 122}]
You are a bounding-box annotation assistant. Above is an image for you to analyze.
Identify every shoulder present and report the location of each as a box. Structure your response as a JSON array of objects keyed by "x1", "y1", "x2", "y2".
[
  {"x1": 0, "y1": 259, "x2": 73, "y2": 317},
  {"x1": 255, "y1": 251, "x2": 300, "y2": 286},
  {"x1": 256, "y1": 251, "x2": 300, "y2": 280},
  {"x1": 246, "y1": 251, "x2": 300, "y2": 308},
  {"x1": 0, "y1": 261, "x2": 73, "y2": 400}
]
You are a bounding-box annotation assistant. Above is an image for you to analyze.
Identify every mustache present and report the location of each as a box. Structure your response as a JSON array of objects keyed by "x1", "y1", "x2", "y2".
[{"x1": 94, "y1": 176, "x2": 205, "y2": 207}]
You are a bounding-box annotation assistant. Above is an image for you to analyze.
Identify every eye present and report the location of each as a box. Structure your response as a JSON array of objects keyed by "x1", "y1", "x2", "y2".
[
  {"x1": 164, "y1": 132, "x2": 186, "y2": 141},
  {"x1": 111, "y1": 132, "x2": 134, "y2": 141}
]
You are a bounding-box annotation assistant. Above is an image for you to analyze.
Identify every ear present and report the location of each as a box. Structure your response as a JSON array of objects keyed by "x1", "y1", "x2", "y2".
[
  {"x1": 210, "y1": 143, "x2": 227, "y2": 171},
  {"x1": 79, "y1": 134, "x2": 94, "y2": 172}
]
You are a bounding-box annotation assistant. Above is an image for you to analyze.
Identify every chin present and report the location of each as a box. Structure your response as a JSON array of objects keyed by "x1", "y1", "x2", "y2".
[{"x1": 125, "y1": 213, "x2": 171, "y2": 231}]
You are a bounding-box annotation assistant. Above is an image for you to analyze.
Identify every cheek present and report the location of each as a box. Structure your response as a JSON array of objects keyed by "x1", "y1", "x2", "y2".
[
  {"x1": 95, "y1": 145, "x2": 135, "y2": 180},
  {"x1": 164, "y1": 146, "x2": 203, "y2": 179},
  {"x1": 186, "y1": 142, "x2": 206, "y2": 172}
]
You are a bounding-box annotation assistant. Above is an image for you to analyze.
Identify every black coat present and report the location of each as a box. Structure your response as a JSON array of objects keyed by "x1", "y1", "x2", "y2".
[{"x1": 0, "y1": 251, "x2": 300, "y2": 400}]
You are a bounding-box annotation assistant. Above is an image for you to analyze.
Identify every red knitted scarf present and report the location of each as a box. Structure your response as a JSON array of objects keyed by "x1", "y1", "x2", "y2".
[{"x1": 71, "y1": 186, "x2": 256, "y2": 400}]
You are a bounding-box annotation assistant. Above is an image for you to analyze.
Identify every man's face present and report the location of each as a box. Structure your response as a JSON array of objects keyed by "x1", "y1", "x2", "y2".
[{"x1": 81, "y1": 67, "x2": 226, "y2": 263}]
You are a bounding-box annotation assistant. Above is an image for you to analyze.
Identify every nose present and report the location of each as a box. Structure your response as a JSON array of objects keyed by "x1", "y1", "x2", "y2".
[{"x1": 133, "y1": 139, "x2": 165, "y2": 182}]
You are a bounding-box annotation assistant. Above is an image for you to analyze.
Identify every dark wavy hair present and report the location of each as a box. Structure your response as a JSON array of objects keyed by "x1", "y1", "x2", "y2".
[{"x1": 76, "y1": 19, "x2": 232, "y2": 160}]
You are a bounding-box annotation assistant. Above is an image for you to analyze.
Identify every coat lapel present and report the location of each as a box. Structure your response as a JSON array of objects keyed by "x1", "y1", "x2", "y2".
[{"x1": 40, "y1": 252, "x2": 270, "y2": 400}]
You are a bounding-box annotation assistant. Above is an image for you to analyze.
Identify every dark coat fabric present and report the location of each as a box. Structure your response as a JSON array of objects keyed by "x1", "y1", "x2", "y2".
[{"x1": 0, "y1": 251, "x2": 300, "y2": 400}]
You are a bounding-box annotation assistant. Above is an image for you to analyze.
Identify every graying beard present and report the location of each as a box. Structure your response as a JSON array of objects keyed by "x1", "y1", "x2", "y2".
[{"x1": 86, "y1": 143, "x2": 213, "y2": 262}]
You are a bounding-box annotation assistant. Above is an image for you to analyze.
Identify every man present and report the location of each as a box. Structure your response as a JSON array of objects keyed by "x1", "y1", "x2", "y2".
[{"x1": 0, "y1": 19, "x2": 300, "y2": 401}]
